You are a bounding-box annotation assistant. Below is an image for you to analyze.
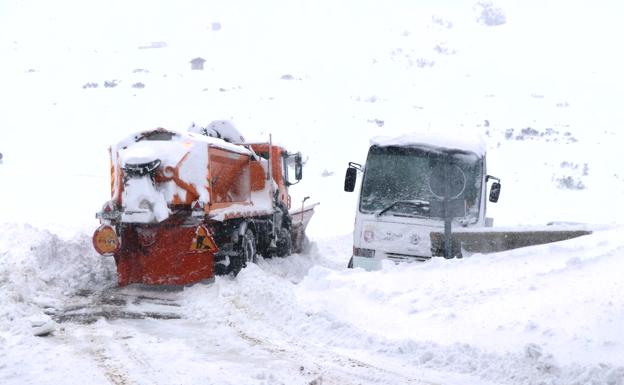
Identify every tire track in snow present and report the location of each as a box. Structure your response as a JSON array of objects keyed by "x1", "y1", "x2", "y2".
[
  {"x1": 91, "y1": 342, "x2": 135, "y2": 385},
  {"x1": 54, "y1": 289, "x2": 186, "y2": 385},
  {"x1": 55, "y1": 325, "x2": 136, "y2": 385},
  {"x1": 217, "y1": 288, "x2": 438, "y2": 385},
  {"x1": 59, "y1": 319, "x2": 185, "y2": 385},
  {"x1": 54, "y1": 271, "x2": 437, "y2": 384},
  {"x1": 231, "y1": 321, "x2": 433, "y2": 385}
]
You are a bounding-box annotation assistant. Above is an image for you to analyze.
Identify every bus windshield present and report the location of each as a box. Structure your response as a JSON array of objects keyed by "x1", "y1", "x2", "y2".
[{"x1": 360, "y1": 145, "x2": 483, "y2": 223}]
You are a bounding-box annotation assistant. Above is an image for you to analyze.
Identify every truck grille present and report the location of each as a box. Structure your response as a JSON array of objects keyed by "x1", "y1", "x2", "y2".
[{"x1": 385, "y1": 252, "x2": 430, "y2": 262}]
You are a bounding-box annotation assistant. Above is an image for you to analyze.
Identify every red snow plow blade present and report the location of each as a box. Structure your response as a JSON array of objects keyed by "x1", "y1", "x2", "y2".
[{"x1": 112, "y1": 225, "x2": 217, "y2": 286}]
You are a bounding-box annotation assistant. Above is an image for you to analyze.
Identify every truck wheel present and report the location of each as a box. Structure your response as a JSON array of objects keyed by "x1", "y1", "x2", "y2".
[
  {"x1": 276, "y1": 227, "x2": 292, "y2": 258},
  {"x1": 241, "y1": 228, "x2": 257, "y2": 264},
  {"x1": 347, "y1": 257, "x2": 353, "y2": 268},
  {"x1": 215, "y1": 260, "x2": 228, "y2": 276},
  {"x1": 291, "y1": 226, "x2": 304, "y2": 254},
  {"x1": 230, "y1": 228, "x2": 256, "y2": 276}
]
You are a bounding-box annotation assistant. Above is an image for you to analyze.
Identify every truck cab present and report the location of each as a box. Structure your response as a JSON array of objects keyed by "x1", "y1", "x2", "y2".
[{"x1": 344, "y1": 133, "x2": 500, "y2": 269}]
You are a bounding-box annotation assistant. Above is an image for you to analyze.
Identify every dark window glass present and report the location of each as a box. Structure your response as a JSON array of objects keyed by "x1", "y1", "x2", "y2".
[{"x1": 360, "y1": 145, "x2": 483, "y2": 223}]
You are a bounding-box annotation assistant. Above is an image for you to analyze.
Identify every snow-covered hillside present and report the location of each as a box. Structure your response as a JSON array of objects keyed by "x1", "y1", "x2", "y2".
[{"x1": 1, "y1": 1, "x2": 623, "y2": 384}]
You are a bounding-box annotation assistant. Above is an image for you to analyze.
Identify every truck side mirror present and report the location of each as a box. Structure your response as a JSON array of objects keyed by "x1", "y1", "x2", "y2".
[
  {"x1": 284, "y1": 152, "x2": 303, "y2": 186},
  {"x1": 344, "y1": 167, "x2": 357, "y2": 192},
  {"x1": 489, "y1": 182, "x2": 501, "y2": 203},
  {"x1": 294, "y1": 154, "x2": 302, "y2": 181}
]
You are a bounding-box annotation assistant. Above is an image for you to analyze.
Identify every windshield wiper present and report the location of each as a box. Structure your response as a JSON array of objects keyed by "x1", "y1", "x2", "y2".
[{"x1": 376, "y1": 200, "x2": 430, "y2": 217}]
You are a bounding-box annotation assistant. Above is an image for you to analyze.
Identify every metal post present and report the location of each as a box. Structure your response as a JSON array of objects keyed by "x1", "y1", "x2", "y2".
[
  {"x1": 443, "y1": 162, "x2": 453, "y2": 259},
  {"x1": 267, "y1": 134, "x2": 273, "y2": 182},
  {"x1": 301, "y1": 196, "x2": 309, "y2": 224},
  {"x1": 267, "y1": 134, "x2": 278, "y2": 246}
]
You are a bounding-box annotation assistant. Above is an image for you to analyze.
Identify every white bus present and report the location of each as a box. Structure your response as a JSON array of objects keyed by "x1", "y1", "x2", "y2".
[{"x1": 344, "y1": 133, "x2": 501, "y2": 269}]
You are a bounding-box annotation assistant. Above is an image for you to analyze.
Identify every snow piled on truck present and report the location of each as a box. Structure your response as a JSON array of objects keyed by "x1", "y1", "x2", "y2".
[
  {"x1": 110, "y1": 128, "x2": 255, "y2": 223},
  {"x1": 188, "y1": 120, "x2": 246, "y2": 144}
]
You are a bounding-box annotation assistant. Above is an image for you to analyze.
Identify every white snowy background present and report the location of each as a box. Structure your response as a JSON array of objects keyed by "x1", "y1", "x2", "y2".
[{"x1": 1, "y1": 0, "x2": 624, "y2": 384}]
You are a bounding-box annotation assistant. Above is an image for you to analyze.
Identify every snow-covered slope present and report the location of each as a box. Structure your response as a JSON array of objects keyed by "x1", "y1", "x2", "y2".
[{"x1": 1, "y1": 1, "x2": 623, "y2": 384}]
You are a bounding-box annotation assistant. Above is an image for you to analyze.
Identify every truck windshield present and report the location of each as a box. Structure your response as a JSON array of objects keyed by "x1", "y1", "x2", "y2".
[{"x1": 360, "y1": 145, "x2": 483, "y2": 223}]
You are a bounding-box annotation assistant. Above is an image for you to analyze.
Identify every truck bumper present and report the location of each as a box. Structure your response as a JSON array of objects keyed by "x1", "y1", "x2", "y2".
[{"x1": 351, "y1": 256, "x2": 382, "y2": 271}]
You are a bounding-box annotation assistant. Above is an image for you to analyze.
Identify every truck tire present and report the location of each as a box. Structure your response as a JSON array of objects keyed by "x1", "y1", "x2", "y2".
[
  {"x1": 276, "y1": 227, "x2": 292, "y2": 258},
  {"x1": 215, "y1": 259, "x2": 228, "y2": 276},
  {"x1": 230, "y1": 228, "x2": 256, "y2": 276},
  {"x1": 241, "y1": 228, "x2": 257, "y2": 264},
  {"x1": 291, "y1": 226, "x2": 304, "y2": 254}
]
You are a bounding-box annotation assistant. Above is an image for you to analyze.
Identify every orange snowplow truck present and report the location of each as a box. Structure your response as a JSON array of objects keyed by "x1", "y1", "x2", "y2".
[{"x1": 93, "y1": 126, "x2": 314, "y2": 286}]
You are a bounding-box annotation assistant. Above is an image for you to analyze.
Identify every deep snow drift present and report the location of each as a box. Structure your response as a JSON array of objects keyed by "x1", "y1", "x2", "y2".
[
  {"x1": 1, "y1": 0, "x2": 624, "y2": 384},
  {"x1": 2, "y1": 226, "x2": 624, "y2": 385}
]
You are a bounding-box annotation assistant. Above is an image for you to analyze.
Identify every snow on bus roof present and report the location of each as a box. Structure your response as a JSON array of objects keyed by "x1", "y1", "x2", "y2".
[{"x1": 371, "y1": 132, "x2": 486, "y2": 155}]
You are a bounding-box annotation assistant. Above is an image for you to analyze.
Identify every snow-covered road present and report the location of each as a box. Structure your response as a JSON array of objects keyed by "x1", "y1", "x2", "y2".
[
  {"x1": 2, "y1": 225, "x2": 623, "y2": 385},
  {"x1": 49, "y1": 289, "x2": 434, "y2": 385},
  {"x1": 2, "y1": 236, "x2": 439, "y2": 385}
]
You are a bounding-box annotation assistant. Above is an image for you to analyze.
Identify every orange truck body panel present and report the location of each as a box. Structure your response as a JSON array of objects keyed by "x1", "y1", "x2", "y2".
[
  {"x1": 207, "y1": 147, "x2": 251, "y2": 209},
  {"x1": 248, "y1": 143, "x2": 290, "y2": 209}
]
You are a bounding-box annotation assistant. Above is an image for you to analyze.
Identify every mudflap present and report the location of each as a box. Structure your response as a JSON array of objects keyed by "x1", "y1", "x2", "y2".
[{"x1": 114, "y1": 225, "x2": 217, "y2": 286}]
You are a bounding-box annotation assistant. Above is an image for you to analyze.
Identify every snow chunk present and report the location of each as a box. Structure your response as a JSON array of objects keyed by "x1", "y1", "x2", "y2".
[
  {"x1": 121, "y1": 177, "x2": 170, "y2": 223},
  {"x1": 29, "y1": 314, "x2": 56, "y2": 337},
  {"x1": 188, "y1": 120, "x2": 246, "y2": 144},
  {"x1": 119, "y1": 139, "x2": 188, "y2": 167}
]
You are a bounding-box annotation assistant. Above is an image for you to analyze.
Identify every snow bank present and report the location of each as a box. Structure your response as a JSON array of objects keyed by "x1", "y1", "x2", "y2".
[
  {"x1": 0, "y1": 224, "x2": 116, "y2": 336},
  {"x1": 2, "y1": 226, "x2": 623, "y2": 385},
  {"x1": 0, "y1": 224, "x2": 117, "y2": 384},
  {"x1": 296, "y1": 229, "x2": 624, "y2": 384},
  {"x1": 180, "y1": 230, "x2": 624, "y2": 385}
]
